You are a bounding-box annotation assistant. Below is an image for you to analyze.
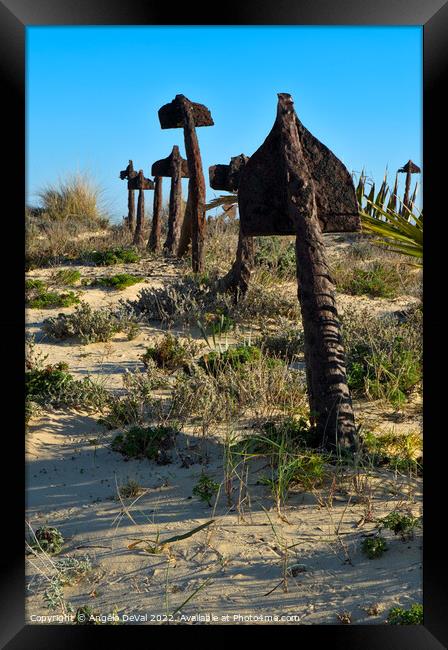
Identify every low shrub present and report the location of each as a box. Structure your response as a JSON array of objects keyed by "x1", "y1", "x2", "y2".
[
  {"x1": 28, "y1": 526, "x2": 64, "y2": 555},
  {"x1": 87, "y1": 248, "x2": 140, "y2": 266},
  {"x1": 111, "y1": 425, "x2": 178, "y2": 464},
  {"x1": 361, "y1": 536, "x2": 387, "y2": 559},
  {"x1": 379, "y1": 511, "x2": 420, "y2": 541},
  {"x1": 26, "y1": 279, "x2": 80, "y2": 309},
  {"x1": 361, "y1": 430, "x2": 422, "y2": 474},
  {"x1": 91, "y1": 273, "x2": 145, "y2": 290},
  {"x1": 343, "y1": 308, "x2": 422, "y2": 406},
  {"x1": 258, "y1": 325, "x2": 304, "y2": 362},
  {"x1": 142, "y1": 334, "x2": 199, "y2": 371},
  {"x1": 42, "y1": 301, "x2": 140, "y2": 344},
  {"x1": 198, "y1": 345, "x2": 261, "y2": 375},
  {"x1": 387, "y1": 604, "x2": 423, "y2": 625},
  {"x1": 254, "y1": 236, "x2": 296, "y2": 281}
]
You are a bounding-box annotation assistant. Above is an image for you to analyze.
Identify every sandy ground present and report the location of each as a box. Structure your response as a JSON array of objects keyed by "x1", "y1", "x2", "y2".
[{"x1": 25, "y1": 241, "x2": 422, "y2": 626}]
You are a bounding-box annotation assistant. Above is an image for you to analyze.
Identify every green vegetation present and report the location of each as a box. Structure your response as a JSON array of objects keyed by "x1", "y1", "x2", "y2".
[
  {"x1": 387, "y1": 603, "x2": 423, "y2": 625},
  {"x1": 192, "y1": 472, "x2": 220, "y2": 506},
  {"x1": 51, "y1": 269, "x2": 82, "y2": 286},
  {"x1": 42, "y1": 301, "x2": 139, "y2": 344},
  {"x1": 254, "y1": 236, "x2": 296, "y2": 280},
  {"x1": 26, "y1": 279, "x2": 80, "y2": 309},
  {"x1": 90, "y1": 273, "x2": 144, "y2": 290},
  {"x1": 88, "y1": 248, "x2": 140, "y2": 266},
  {"x1": 111, "y1": 425, "x2": 178, "y2": 464},
  {"x1": 343, "y1": 308, "x2": 422, "y2": 406},
  {"x1": 258, "y1": 325, "x2": 304, "y2": 362},
  {"x1": 142, "y1": 333, "x2": 198, "y2": 371},
  {"x1": 361, "y1": 429, "x2": 422, "y2": 474},
  {"x1": 337, "y1": 261, "x2": 404, "y2": 298},
  {"x1": 28, "y1": 526, "x2": 64, "y2": 555},
  {"x1": 361, "y1": 536, "x2": 387, "y2": 559},
  {"x1": 198, "y1": 345, "x2": 261, "y2": 375},
  {"x1": 35, "y1": 174, "x2": 108, "y2": 227},
  {"x1": 379, "y1": 511, "x2": 420, "y2": 541}
]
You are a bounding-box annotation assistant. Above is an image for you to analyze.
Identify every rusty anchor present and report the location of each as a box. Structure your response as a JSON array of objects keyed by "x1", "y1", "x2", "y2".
[
  {"x1": 152, "y1": 145, "x2": 189, "y2": 255},
  {"x1": 119, "y1": 160, "x2": 138, "y2": 233},
  {"x1": 158, "y1": 95, "x2": 213, "y2": 272},
  {"x1": 238, "y1": 93, "x2": 361, "y2": 451},
  {"x1": 127, "y1": 170, "x2": 155, "y2": 247}
]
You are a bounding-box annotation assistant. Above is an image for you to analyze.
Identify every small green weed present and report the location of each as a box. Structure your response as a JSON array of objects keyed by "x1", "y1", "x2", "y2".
[
  {"x1": 28, "y1": 526, "x2": 64, "y2": 555},
  {"x1": 361, "y1": 535, "x2": 387, "y2": 559},
  {"x1": 379, "y1": 511, "x2": 420, "y2": 541},
  {"x1": 192, "y1": 473, "x2": 220, "y2": 506}
]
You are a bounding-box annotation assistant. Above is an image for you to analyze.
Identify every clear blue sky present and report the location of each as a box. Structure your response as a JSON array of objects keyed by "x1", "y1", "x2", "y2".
[{"x1": 27, "y1": 26, "x2": 422, "y2": 223}]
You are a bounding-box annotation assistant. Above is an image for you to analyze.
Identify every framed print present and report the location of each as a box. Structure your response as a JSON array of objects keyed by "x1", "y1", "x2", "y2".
[{"x1": 1, "y1": 0, "x2": 447, "y2": 647}]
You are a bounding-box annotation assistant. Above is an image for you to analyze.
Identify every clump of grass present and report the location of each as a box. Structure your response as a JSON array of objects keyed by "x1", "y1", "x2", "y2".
[
  {"x1": 192, "y1": 472, "x2": 220, "y2": 506},
  {"x1": 343, "y1": 308, "x2": 422, "y2": 406},
  {"x1": 36, "y1": 174, "x2": 108, "y2": 227},
  {"x1": 25, "y1": 397, "x2": 42, "y2": 429},
  {"x1": 42, "y1": 301, "x2": 140, "y2": 344},
  {"x1": 172, "y1": 354, "x2": 307, "y2": 436},
  {"x1": 131, "y1": 275, "x2": 230, "y2": 325},
  {"x1": 198, "y1": 344, "x2": 261, "y2": 375},
  {"x1": 334, "y1": 260, "x2": 406, "y2": 298},
  {"x1": 254, "y1": 236, "x2": 296, "y2": 281},
  {"x1": 87, "y1": 248, "x2": 140, "y2": 266},
  {"x1": 111, "y1": 425, "x2": 178, "y2": 464},
  {"x1": 387, "y1": 603, "x2": 423, "y2": 625},
  {"x1": 239, "y1": 417, "x2": 317, "y2": 454},
  {"x1": 91, "y1": 273, "x2": 144, "y2": 290},
  {"x1": 118, "y1": 479, "x2": 143, "y2": 499},
  {"x1": 26, "y1": 279, "x2": 80, "y2": 309},
  {"x1": 361, "y1": 536, "x2": 387, "y2": 559},
  {"x1": 50, "y1": 269, "x2": 82, "y2": 286},
  {"x1": 361, "y1": 430, "x2": 422, "y2": 474},
  {"x1": 142, "y1": 334, "x2": 199, "y2": 371},
  {"x1": 97, "y1": 368, "x2": 167, "y2": 429},
  {"x1": 258, "y1": 324, "x2": 304, "y2": 362},
  {"x1": 379, "y1": 511, "x2": 420, "y2": 541},
  {"x1": 28, "y1": 526, "x2": 64, "y2": 555}
]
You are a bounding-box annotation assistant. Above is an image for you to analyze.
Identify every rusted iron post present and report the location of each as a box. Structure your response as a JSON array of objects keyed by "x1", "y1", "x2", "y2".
[
  {"x1": 398, "y1": 160, "x2": 421, "y2": 215},
  {"x1": 147, "y1": 176, "x2": 163, "y2": 252},
  {"x1": 152, "y1": 145, "x2": 189, "y2": 255},
  {"x1": 209, "y1": 154, "x2": 252, "y2": 297},
  {"x1": 158, "y1": 95, "x2": 214, "y2": 272},
  {"x1": 177, "y1": 181, "x2": 193, "y2": 257},
  {"x1": 119, "y1": 160, "x2": 137, "y2": 233},
  {"x1": 128, "y1": 170, "x2": 155, "y2": 248},
  {"x1": 238, "y1": 93, "x2": 361, "y2": 452}
]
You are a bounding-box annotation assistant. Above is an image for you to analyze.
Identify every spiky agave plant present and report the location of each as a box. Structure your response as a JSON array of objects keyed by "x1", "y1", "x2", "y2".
[{"x1": 355, "y1": 171, "x2": 422, "y2": 265}]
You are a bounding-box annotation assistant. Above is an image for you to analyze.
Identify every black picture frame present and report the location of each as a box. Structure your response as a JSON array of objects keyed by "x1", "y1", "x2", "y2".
[{"x1": 1, "y1": 1, "x2": 447, "y2": 647}]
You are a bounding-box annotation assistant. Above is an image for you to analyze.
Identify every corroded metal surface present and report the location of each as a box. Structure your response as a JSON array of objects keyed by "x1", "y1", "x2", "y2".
[
  {"x1": 158, "y1": 94, "x2": 214, "y2": 129},
  {"x1": 209, "y1": 154, "x2": 249, "y2": 192},
  {"x1": 157, "y1": 94, "x2": 213, "y2": 273},
  {"x1": 147, "y1": 175, "x2": 163, "y2": 252},
  {"x1": 152, "y1": 146, "x2": 190, "y2": 178},
  {"x1": 128, "y1": 172, "x2": 155, "y2": 191},
  {"x1": 119, "y1": 160, "x2": 137, "y2": 181},
  {"x1": 238, "y1": 108, "x2": 360, "y2": 237}
]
